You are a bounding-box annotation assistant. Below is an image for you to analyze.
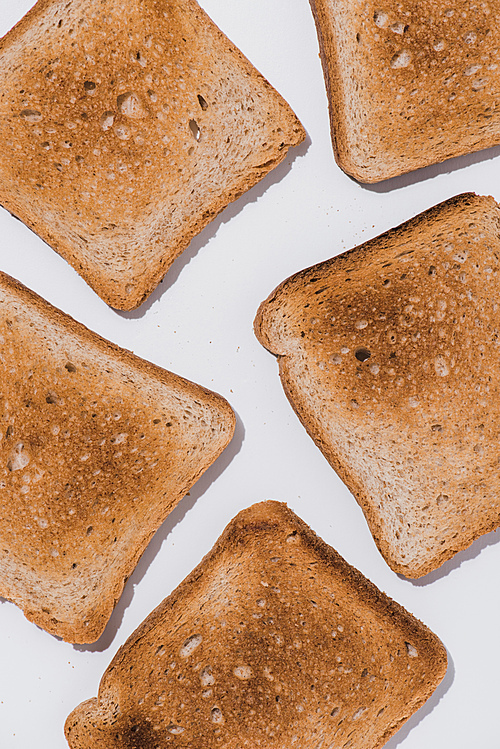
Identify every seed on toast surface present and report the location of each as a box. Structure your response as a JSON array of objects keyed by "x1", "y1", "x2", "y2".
[
  {"x1": 255, "y1": 193, "x2": 500, "y2": 577},
  {"x1": 310, "y1": 0, "x2": 500, "y2": 181},
  {"x1": 0, "y1": 271, "x2": 235, "y2": 642},
  {"x1": 0, "y1": 0, "x2": 305, "y2": 308},
  {"x1": 65, "y1": 501, "x2": 447, "y2": 749}
]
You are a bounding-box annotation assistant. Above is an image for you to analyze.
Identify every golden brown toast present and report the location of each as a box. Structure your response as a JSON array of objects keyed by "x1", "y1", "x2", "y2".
[
  {"x1": 255, "y1": 193, "x2": 500, "y2": 577},
  {"x1": 65, "y1": 501, "x2": 447, "y2": 748},
  {"x1": 0, "y1": 271, "x2": 235, "y2": 642},
  {"x1": 0, "y1": 0, "x2": 305, "y2": 308},
  {"x1": 310, "y1": 0, "x2": 500, "y2": 181}
]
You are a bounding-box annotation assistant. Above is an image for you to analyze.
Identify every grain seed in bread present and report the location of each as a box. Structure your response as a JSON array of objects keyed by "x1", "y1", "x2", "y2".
[
  {"x1": 0, "y1": 271, "x2": 235, "y2": 643},
  {"x1": 65, "y1": 501, "x2": 447, "y2": 749},
  {"x1": 309, "y1": 0, "x2": 500, "y2": 181},
  {"x1": 255, "y1": 193, "x2": 500, "y2": 577},
  {"x1": 0, "y1": 0, "x2": 305, "y2": 309}
]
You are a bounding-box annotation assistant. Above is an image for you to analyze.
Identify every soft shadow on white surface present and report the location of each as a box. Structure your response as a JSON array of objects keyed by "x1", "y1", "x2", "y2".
[
  {"x1": 117, "y1": 135, "x2": 311, "y2": 320},
  {"x1": 71, "y1": 410, "x2": 244, "y2": 653},
  {"x1": 0, "y1": 137, "x2": 310, "y2": 321},
  {"x1": 384, "y1": 647, "x2": 455, "y2": 749},
  {"x1": 401, "y1": 526, "x2": 500, "y2": 588},
  {"x1": 356, "y1": 143, "x2": 500, "y2": 194}
]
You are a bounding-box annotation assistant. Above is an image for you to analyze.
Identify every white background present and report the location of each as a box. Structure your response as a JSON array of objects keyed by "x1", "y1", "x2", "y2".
[{"x1": 0, "y1": 1, "x2": 499, "y2": 747}]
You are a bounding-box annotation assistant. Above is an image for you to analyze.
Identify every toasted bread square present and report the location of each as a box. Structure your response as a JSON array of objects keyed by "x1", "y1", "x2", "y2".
[
  {"x1": 310, "y1": 0, "x2": 500, "y2": 181},
  {"x1": 65, "y1": 501, "x2": 447, "y2": 749},
  {"x1": 255, "y1": 193, "x2": 500, "y2": 577},
  {"x1": 0, "y1": 0, "x2": 305, "y2": 309},
  {"x1": 0, "y1": 271, "x2": 235, "y2": 642}
]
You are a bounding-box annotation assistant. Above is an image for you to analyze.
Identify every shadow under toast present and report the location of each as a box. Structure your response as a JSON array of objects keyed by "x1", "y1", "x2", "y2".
[
  {"x1": 400, "y1": 525, "x2": 500, "y2": 588},
  {"x1": 355, "y1": 142, "x2": 500, "y2": 194},
  {"x1": 116, "y1": 135, "x2": 311, "y2": 319}
]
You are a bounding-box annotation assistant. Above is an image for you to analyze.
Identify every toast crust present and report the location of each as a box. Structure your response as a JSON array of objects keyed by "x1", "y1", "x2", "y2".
[
  {"x1": 0, "y1": 271, "x2": 235, "y2": 642},
  {"x1": 0, "y1": 0, "x2": 305, "y2": 309},
  {"x1": 255, "y1": 193, "x2": 500, "y2": 577},
  {"x1": 309, "y1": 0, "x2": 500, "y2": 182},
  {"x1": 65, "y1": 501, "x2": 447, "y2": 749}
]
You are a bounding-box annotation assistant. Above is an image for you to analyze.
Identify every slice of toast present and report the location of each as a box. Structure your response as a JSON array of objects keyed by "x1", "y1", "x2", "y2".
[
  {"x1": 65, "y1": 501, "x2": 447, "y2": 749},
  {"x1": 0, "y1": 0, "x2": 305, "y2": 309},
  {"x1": 0, "y1": 271, "x2": 235, "y2": 643},
  {"x1": 255, "y1": 193, "x2": 500, "y2": 577},
  {"x1": 309, "y1": 0, "x2": 500, "y2": 182}
]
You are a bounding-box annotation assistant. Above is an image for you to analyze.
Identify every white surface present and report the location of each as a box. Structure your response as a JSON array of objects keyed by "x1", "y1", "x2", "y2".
[{"x1": 0, "y1": 1, "x2": 499, "y2": 747}]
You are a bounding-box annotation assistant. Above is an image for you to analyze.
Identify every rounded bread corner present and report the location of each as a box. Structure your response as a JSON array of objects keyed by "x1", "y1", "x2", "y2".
[
  {"x1": 209, "y1": 394, "x2": 237, "y2": 451},
  {"x1": 224, "y1": 404, "x2": 237, "y2": 440},
  {"x1": 64, "y1": 697, "x2": 100, "y2": 748},
  {"x1": 332, "y1": 145, "x2": 397, "y2": 184},
  {"x1": 289, "y1": 120, "x2": 307, "y2": 148},
  {"x1": 253, "y1": 294, "x2": 291, "y2": 357},
  {"x1": 94, "y1": 280, "x2": 156, "y2": 312},
  {"x1": 253, "y1": 302, "x2": 274, "y2": 352},
  {"x1": 26, "y1": 605, "x2": 110, "y2": 645},
  {"x1": 379, "y1": 547, "x2": 445, "y2": 581}
]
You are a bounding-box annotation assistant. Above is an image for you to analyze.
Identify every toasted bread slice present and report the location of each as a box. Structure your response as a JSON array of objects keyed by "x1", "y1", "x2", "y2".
[
  {"x1": 0, "y1": 271, "x2": 235, "y2": 643},
  {"x1": 0, "y1": 0, "x2": 305, "y2": 309},
  {"x1": 65, "y1": 501, "x2": 447, "y2": 749},
  {"x1": 255, "y1": 193, "x2": 500, "y2": 577},
  {"x1": 309, "y1": 0, "x2": 500, "y2": 182}
]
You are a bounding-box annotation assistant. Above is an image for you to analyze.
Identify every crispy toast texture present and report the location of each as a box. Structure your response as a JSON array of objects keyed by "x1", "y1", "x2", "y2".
[
  {"x1": 0, "y1": 271, "x2": 235, "y2": 642},
  {"x1": 309, "y1": 0, "x2": 500, "y2": 182},
  {"x1": 0, "y1": 0, "x2": 305, "y2": 309},
  {"x1": 65, "y1": 501, "x2": 447, "y2": 749},
  {"x1": 255, "y1": 193, "x2": 500, "y2": 577}
]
